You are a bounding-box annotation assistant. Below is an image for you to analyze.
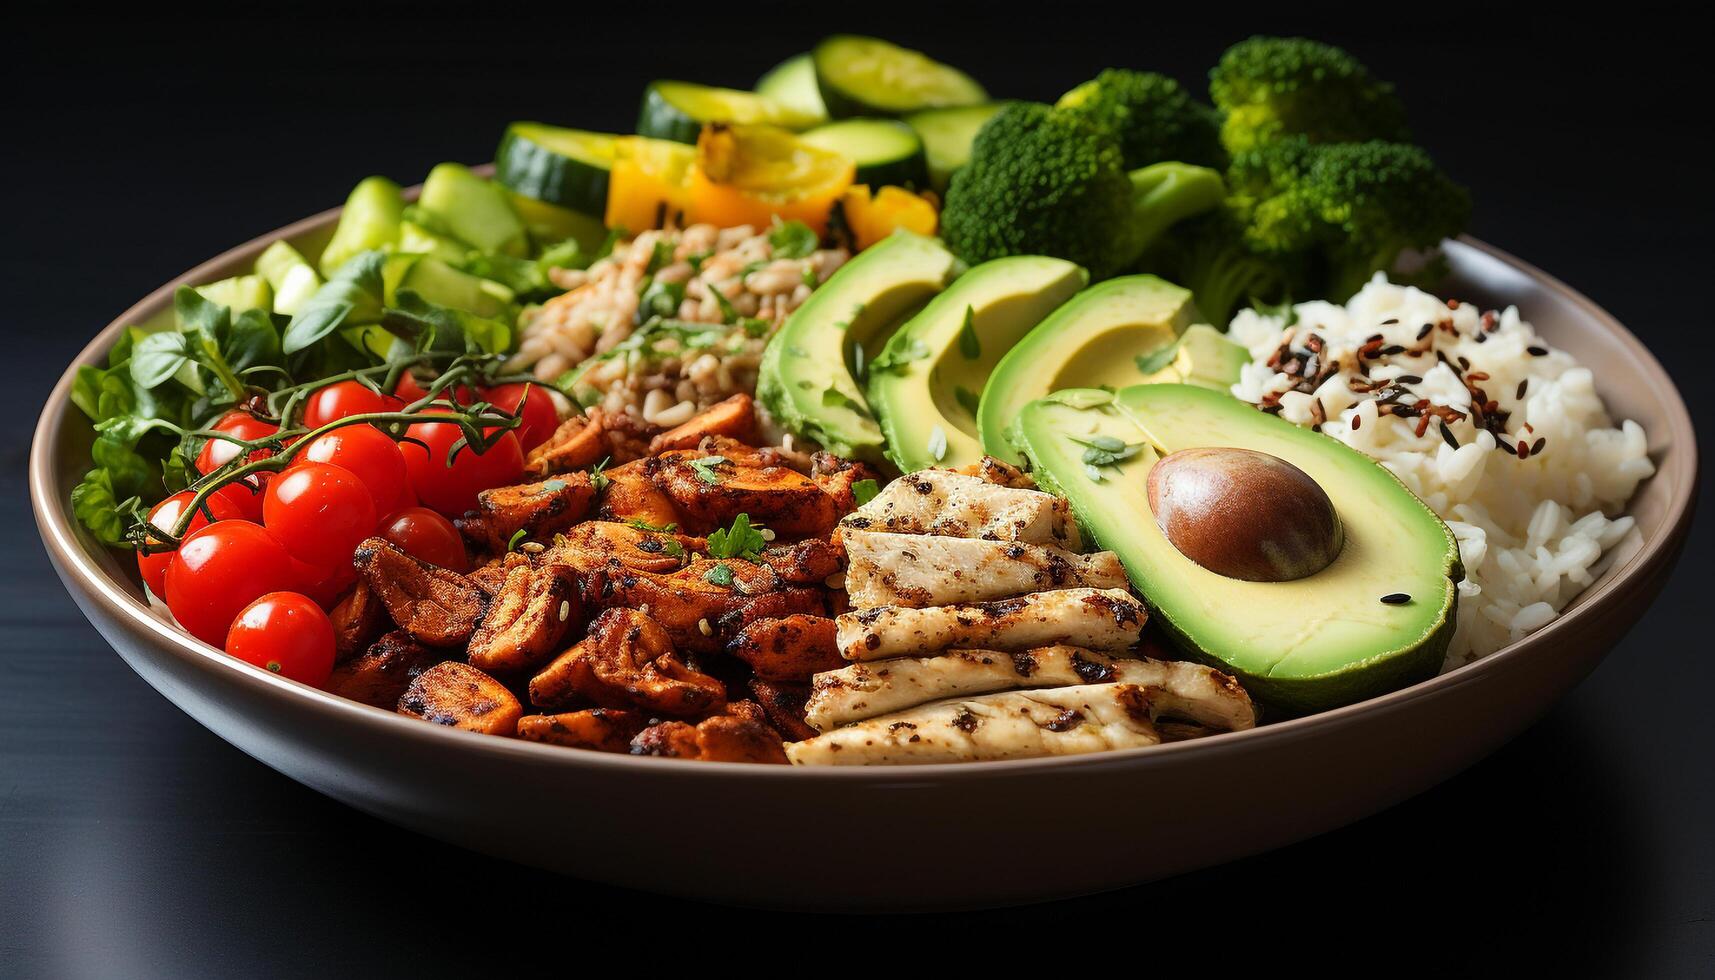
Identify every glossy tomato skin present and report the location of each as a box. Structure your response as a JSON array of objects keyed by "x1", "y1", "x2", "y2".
[
  {"x1": 301, "y1": 380, "x2": 388, "y2": 429},
  {"x1": 395, "y1": 373, "x2": 476, "y2": 406},
  {"x1": 399, "y1": 413, "x2": 524, "y2": 517},
  {"x1": 482, "y1": 382, "x2": 560, "y2": 451},
  {"x1": 224, "y1": 592, "x2": 336, "y2": 686},
  {"x1": 164, "y1": 521, "x2": 302, "y2": 646},
  {"x1": 208, "y1": 481, "x2": 267, "y2": 522},
  {"x1": 378, "y1": 507, "x2": 468, "y2": 571},
  {"x1": 298, "y1": 425, "x2": 408, "y2": 513},
  {"x1": 137, "y1": 491, "x2": 246, "y2": 597},
  {"x1": 262, "y1": 462, "x2": 379, "y2": 573},
  {"x1": 195, "y1": 410, "x2": 278, "y2": 475}
]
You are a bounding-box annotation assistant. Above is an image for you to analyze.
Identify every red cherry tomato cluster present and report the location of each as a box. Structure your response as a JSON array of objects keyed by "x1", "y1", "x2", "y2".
[{"x1": 139, "y1": 378, "x2": 557, "y2": 687}]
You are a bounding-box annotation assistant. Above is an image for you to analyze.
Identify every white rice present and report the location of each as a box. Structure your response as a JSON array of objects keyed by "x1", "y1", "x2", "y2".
[{"x1": 1228, "y1": 275, "x2": 1654, "y2": 669}]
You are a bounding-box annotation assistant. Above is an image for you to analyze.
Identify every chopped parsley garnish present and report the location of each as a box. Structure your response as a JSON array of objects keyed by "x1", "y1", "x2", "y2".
[
  {"x1": 708, "y1": 284, "x2": 741, "y2": 324},
  {"x1": 768, "y1": 219, "x2": 819, "y2": 259},
  {"x1": 627, "y1": 518, "x2": 679, "y2": 533},
  {"x1": 689, "y1": 455, "x2": 729, "y2": 484},
  {"x1": 852, "y1": 478, "x2": 880, "y2": 507},
  {"x1": 507, "y1": 528, "x2": 528, "y2": 551},
  {"x1": 540, "y1": 478, "x2": 568, "y2": 494},
  {"x1": 1069, "y1": 434, "x2": 1144, "y2": 470},
  {"x1": 704, "y1": 563, "x2": 735, "y2": 587},
  {"x1": 801, "y1": 264, "x2": 819, "y2": 288},
  {"x1": 590, "y1": 456, "x2": 611, "y2": 493},
  {"x1": 706, "y1": 513, "x2": 766, "y2": 561}
]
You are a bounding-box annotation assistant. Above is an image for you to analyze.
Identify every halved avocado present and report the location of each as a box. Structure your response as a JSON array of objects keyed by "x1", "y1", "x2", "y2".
[
  {"x1": 1136, "y1": 324, "x2": 1251, "y2": 389},
  {"x1": 756, "y1": 231, "x2": 956, "y2": 461},
  {"x1": 978, "y1": 275, "x2": 1197, "y2": 463},
  {"x1": 869, "y1": 255, "x2": 1086, "y2": 471},
  {"x1": 1010, "y1": 384, "x2": 1461, "y2": 712}
]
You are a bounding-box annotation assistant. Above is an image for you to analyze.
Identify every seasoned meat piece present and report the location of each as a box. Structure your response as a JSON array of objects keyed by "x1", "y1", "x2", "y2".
[
  {"x1": 728, "y1": 614, "x2": 846, "y2": 682},
  {"x1": 649, "y1": 447, "x2": 839, "y2": 537},
  {"x1": 746, "y1": 679, "x2": 819, "y2": 742},
  {"x1": 807, "y1": 453, "x2": 883, "y2": 515},
  {"x1": 354, "y1": 537, "x2": 487, "y2": 646},
  {"x1": 467, "y1": 564, "x2": 578, "y2": 674},
  {"x1": 839, "y1": 470, "x2": 1080, "y2": 548},
  {"x1": 951, "y1": 456, "x2": 1036, "y2": 489},
  {"x1": 597, "y1": 461, "x2": 684, "y2": 530},
  {"x1": 630, "y1": 701, "x2": 788, "y2": 763},
  {"x1": 464, "y1": 555, "x2": 521, "y2": 597},
  {"x1": 596, "y1": 410, "x2": 655, "y2": 465},
  {"x1": 757, "y1": 536, "x2": 844, "y2": 585},
  {"x1": 529, "y1": 609, "x2": 725, "y2": 716},
  {"x1": 398, "y1": 661, "x2": 522, "y2": 736},
  {"x1": 786, "y1": 683, "x2": 1161, "y2": 765},
  {"x1": 458, "y1": 474, "x2": 595, "y2": 553},
  {"x1": 516, "y1": 709, "x2": 649, "y2": 752},
  {"x1": 329, "y1": 579, "x2": 386, "y2": 662},
  {"x1": 327, "y1": 630, "x2": 447, "y2": 708},
  {"x1": 525, "y1": 411, "x2": 608, "y2": 476},
  {"x1": 804, "y1": 646, "x2": 1256, "y2": 732},
  {"x1": 550, "y1": 520, "x2": 698, "y2": 576},
  {"x1": 835, "y1": 588, "x2": 1146, "y2": 661},
  {"x1": 647, "y1": 392, "x2": 757, "y2": 453},
  {"x1": 579, "y1": 557, "x2": 827, "y2": 654},
  {"x1": 841, "y1": 530, "x2": 1128, "y2": 608}
]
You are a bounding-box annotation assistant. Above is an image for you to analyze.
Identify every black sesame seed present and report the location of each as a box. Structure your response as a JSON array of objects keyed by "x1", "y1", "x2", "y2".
[
  {"x1": 1380, "y1": 593, "x2": 1411, "y2": 605},
  {"x1": 1527, "y1": 346, "x2": 1548, "y2": 356}
]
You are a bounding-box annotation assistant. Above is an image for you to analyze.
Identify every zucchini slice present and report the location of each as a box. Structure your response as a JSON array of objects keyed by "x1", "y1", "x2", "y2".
[
  {"x1": 637, "y1": 80, "x2": 818, "y2": 144},
  {"x1": 801, "y1": 118, "x2": 929, "y2": 190},
  {"x1": 903, "y1": 102, "x2": 1008, "y2": 191},
  {"x1": 812, "y1": 35, "x2": 987, "y2": 118},
  {"x1": 494, "y1": 122, "x2": 616, "y2": 218},
  {"x1": 755, "y1": 53, "x2": 828, "y2": 123}
]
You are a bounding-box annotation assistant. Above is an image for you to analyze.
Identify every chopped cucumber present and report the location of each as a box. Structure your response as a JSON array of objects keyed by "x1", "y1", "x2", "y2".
[
  {"x1": 398, "y1": 219, "x2": 469, "y2": 263},
  {"x1": 812, "y1": 35, "x2": 987, "y2": 118},
  {"x1": 904, "y1": 102, "x2": 1009, "y2": 191},
  {"x1": 801, "y1": 118, "x2": 929, "y2": 189},
  {"x1": 417, "y1": 163, "x2": 528, "y2": 258},
  {"x1": 182, "y1": 275, "x2": 272, "y2": 328},
  {"x1": 507, "y1": 191, "x2": 608, "y2": 252},
  {"x1": 394, "y1": 256, "x2": 514, "y2": 319},
  {"x1": 494, "y1": 122, "x2": 615, "y2": 218},
  {"x1": 755, "y1": 54, "x2": 828, "y2": 124},
  {"x1": 320, "y1": 176, "x2": 403, "y2": 277},
  {"x1": 637, "y1": 80, "x2": 819, "y2": 144},
  {"x1": 254, "y1": 241, "x2": 321, "y2": 317}
]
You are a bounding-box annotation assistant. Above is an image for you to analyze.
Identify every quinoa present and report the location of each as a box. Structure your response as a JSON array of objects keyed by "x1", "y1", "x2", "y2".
[{"x1": 508, "y1": 224, "x2": 847, "y2": 426}]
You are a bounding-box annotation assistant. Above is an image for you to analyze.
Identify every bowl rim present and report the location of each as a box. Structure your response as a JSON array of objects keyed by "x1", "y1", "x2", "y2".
[{"x1": 29, "y1": 211, "x2": 1700, "y2": 781}]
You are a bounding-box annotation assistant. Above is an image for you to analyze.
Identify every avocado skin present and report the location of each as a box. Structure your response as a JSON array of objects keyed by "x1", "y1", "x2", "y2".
[{"x1": 1009, "y1": 384, "x2": 1463, "y2": 715}]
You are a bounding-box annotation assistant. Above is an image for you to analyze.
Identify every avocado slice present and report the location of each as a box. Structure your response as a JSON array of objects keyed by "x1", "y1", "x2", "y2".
[
  {"x1": 1135, "y1": 324, "x2": 1251, "y2": 389},
  {"x1": 869, "y1": 255, "x2": 1086, "y2": 471},
  {"x1": 1010, "y1": 384, "x2": 1461, "y2": 713},
  {"x1": 978, "y1": 275, "x2": 1197, "y2": 463},
  {"x1": 757, "y1": 231, "x2": 956, "y2": 461}
]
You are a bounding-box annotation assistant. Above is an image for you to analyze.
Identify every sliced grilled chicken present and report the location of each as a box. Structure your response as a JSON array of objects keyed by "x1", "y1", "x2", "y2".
[
  {"x1": 786, "y1": 683, "x2": 1162, "y2": 765},
  {"x1": 804, "y1": 646, "x2": 1256, "y2": 732},
  {"x1": 840, "y1": 470, "x2": 1080, "y2": 549},
  {"x1": 841, "y1": 529, "x2": 1127, "y2": 608},
  {"x1": 836, "y1": 587, "x2": 1145, "y2": 661}
]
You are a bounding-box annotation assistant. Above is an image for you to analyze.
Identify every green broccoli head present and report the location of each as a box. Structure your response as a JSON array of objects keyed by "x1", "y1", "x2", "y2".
[
  {"x1": 1058, "y1": 69, "x2": 1227, "y2": 170},
  {"x1": 1210, "y1": 37, "x2": 1410, "y2": 155},
  {"x1": 941, "y1": 102, "x2": 1139, "y2": 279}
]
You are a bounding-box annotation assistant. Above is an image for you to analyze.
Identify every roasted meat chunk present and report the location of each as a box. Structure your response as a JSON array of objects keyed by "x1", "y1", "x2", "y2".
[
  {"x1": 648, "y1": 447, "x2": 841, "y2": 537},
  {"x1": 525, "y1": 411, "x2": 608, "y2": 476},
  {"x1": 746, "y1": 679, "x2": 820, "y2": 742},
  {"x1": 516, "y1": 709, "x2": 649, "y2": 752},
  {"x1": 327, "y1": 630, "x2": 447, "y2": 709},
  {"x1": 329, "y1": 579, "x2": 387, "y2": 662},
  {"x1": 466, "y1": 563, "x2": 578, "y2": 675},
  {"x1": 647, "y1": 393, "x2": 758, "y2": 454},
  {"x1": 727, "y1": 614, "x2": 846, "y2": 682},
  {"x1": 596, "y1": 461, "x2": 684, "y2": 530},
  {"x1": 529, "y1": 608, "x2": 725, "y2": 716},
  {"x1": 398, "y1": 661, "x2": 522, "y2": 736},
  {"x1": 630, "y1": 701, "x2": 788, "y2": 763},
  {"x1": 354, "y1": 537, "x2": 487, "y2": 646},
  {"x1": 458, "y1": 474, "x2": 595, "y2": 553}
]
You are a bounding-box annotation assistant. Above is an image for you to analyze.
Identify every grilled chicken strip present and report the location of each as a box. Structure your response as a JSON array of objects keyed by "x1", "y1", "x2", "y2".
[
  {"x1": 786, "y1": 683, "x2": 1163, "y2": 765},
  {"x1": 950, "y1": 456, "x2": 1036, "y2": 489},
  {"x1": 525, "y1": 410, "x2": 610, "y2": 476},
  {"x1": 727, "y1": 614, "x2": 846, "y2": 682},
  {"x1": 529, "y1": 608, "x2": 725, "y2": 717},
  {"x1": 649, "y1": 447, "x2": 840, "y2": 537},
  {"x1": 329, "y1": 579, "x2": 387, "y2": 662},
  {"x1": 647, "y1": 392, "x2": 757, "y2": 454},
  {"x1": 804, "y1": 646, "x2": 1256, "y2": 732},
  {"x1": 841, "y1": 530, "x2": 1128, "y2": 608},
  {"x1": 466, "y1": 563, "x2": 578, "y2": 675},
  {"x1": 836, "y1": 587, "x2": 1145, "y2": 662},
  {"x1": 746, "y1": 679, "x2": 820, "y2": 741},
  {"x1": 354, "y1": 537, "x2": 487, "y2": 647},
  {"x1": 457, "y1": 473, "x2": 595, "y2": 554},
  {"x1": 327, "y1": 630, "x2": 447, "y2": 709},
  {"x1": 517, "y1": 709, "x2": 649, "y2": 752},
  {"x1": 630, "y1": 700, "x2": 788, "y2": 763},
  {"x1": 398, "y1": 661, "x2": 522, "y2": 737},
  {"x1": 840, "y1": 469, "x2": 1081, "y2": 549}
]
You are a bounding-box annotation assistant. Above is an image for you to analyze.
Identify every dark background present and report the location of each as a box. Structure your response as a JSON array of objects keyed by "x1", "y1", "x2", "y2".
[{"x1": 3, "y1": 6, "x2": 1710, "y2": 977}]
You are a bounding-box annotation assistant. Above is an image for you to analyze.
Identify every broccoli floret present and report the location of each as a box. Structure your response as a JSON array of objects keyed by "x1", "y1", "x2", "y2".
[
  {"x1": 1210, "y1": 37, "x2": 1410, "y2": 155},
  {"x1": 1058, "y1": 69, "x2": 1227, "y2": 170},
  {"x1": 942, "y1": 102, "x2": 1225, "y2": 279},
  {"x1": 1136, "y1": 207, "x2": 1303, "y2": 326}
]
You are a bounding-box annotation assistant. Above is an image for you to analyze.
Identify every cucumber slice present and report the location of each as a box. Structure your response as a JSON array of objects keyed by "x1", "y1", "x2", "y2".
[
  {"x1": 755, "y1": 54, "x2": 828, "y2": 123},
  {"x1": 255, "y1": 241, "x2": 322, "y2": 316},
  {"x1": 801, "y1": 118, "x2": 929, "y2": 189},
  {"x1": 399, "y1": 220, "x2": 469, "y2": 263},
  {"x1": 904, "y1": 102, "x2": 1009, "y2": 191},
  {"x1": 394, "y1": 256, "x2": 514, "y2": 319},
  {"x1": 418, "y1": 163, "x2": 528, "y2": 258},
  {"x1": 812, "y1": 35, "x2": 987, "y2": 118},
  {"x1": 182, "y1": 275, "x2": 272, "y2": 326},
  {"x1": 320, "y1": 176, "x2": 403, "y2": 277},
  {"x1": 508, "y1": 191, "x2": 609, "y2": 252},
  {"x1": 494, "y1": 122, "x2": 615, "y2": 218},
  {"x1": 637, "y1": 80, "x2": 819, "y2": 144}
]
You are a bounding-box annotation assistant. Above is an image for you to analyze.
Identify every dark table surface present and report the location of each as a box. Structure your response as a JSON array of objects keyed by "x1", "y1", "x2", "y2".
[{"x1": 3, "y1": 8, "x2": 1710, "y2": 977}]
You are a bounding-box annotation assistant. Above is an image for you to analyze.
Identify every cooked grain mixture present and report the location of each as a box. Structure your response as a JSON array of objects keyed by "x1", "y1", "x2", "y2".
[{"x1": 509, "y1": 224, "x2": 847, "y2": 426}]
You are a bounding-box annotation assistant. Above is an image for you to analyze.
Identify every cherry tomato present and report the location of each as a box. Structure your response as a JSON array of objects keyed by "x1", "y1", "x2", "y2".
[
  {"x1": 298, "y1": 425, "x2": 408, "y2": 514},
  {"x1": 378, "y1": 507, "x2": 468, "y2": 571},
  {"x1": 164, "y1": 521, "x2": 301, "y2": 646},
  {"x1": 224, "y1": 592, "x2": 336, "y2": 686},
  {"x1": 395, "y1": 373, "x2": 476, "y2": 406},
  {"x1": 301, "y1": 380, "x2": 388, "y2": 429},
  {"x1": 208, "y1": 481, "x2": 267, "y2": 522},
  {"x1": 136, "y1": 491, "x2": 246, "y2": 597},
  {"x1": 399, "y1": 412, "x2": 524, "y2": 517},
  {"x1": 195, "y1": 410, "x2": 278, "y2": 475},
  {"x1": 481, "y1": 382, "x2": 560, "y2": 451},
  {"x1": 292, "y1": 554, "x2": 358, "y2": 609},
  {"x1": 262, "y1": 462, "x2": 379, "y2": 573}
]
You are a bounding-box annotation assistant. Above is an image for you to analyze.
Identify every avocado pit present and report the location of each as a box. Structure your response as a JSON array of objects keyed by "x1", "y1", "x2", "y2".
[{"x1": 1146, "y1": 447, "x2": 1344, "y2": 582}]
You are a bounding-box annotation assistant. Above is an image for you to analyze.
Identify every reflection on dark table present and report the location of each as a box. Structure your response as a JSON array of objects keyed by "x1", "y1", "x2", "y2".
[{"x1": 2, "y1": 9, "x2": 1710, "y2": 977}]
